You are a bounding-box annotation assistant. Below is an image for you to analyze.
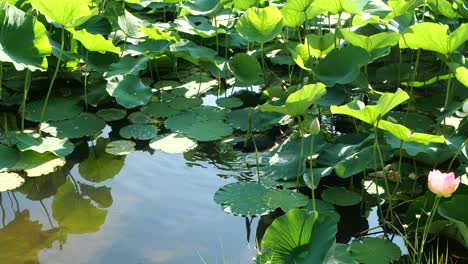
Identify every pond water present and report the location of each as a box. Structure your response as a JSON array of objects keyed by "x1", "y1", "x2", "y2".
[{"x1": 1, "y1": 144, "x2": 258, "y2": 264}]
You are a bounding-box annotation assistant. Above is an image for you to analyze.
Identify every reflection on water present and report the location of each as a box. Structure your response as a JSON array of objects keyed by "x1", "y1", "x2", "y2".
[{"x1": 1, "y1": 136, "x2": 257, "y2": 264}]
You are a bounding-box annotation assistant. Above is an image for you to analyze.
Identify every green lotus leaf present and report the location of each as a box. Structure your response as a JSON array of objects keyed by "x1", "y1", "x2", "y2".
[
  {"x1": 0, "y1": 144, "x2": 20, "y2": 171},
  {"x1": 427, "y1": 0, "x2": 458, "y2": 18},
  {"x1": 446, "y1": 60, "x2": 468, "y2": 87},
  {"x1": 11, "y1": 151, "x2": 65, "y2": 177},
  {"x1": 103, "y1": 55, "x2": 150, "y2": 78},
  {"x1": 127, "y1": 111, "x2": 153, "y2": 124},
  {"x1": 321, "y1": 186, "x2": 361, "y2": 206},
  {"x1": 41, "y1": 113, "x2": 106, "y2": 139},
  {"x1": 139, "y1": 27, "x2": 176, "y2": 41},
  {"x1": 331, "y1": 88, "x2": 409, "y2": 125},
  {"x1": 119, "y1": 124, "x2": 158, "y2": 140},
  {"x1": 438, "y1": 195, "x2": 468, "y2": 248},
  {"x1": 106, "y1": 74, "x2": 152, "y2": 109},
  {"x1": 305, "y1": 33, "x2": 336, "y2": 58},
  {"x1": 310, "y1": 0, "x2": 369, "y2": 15},
  {"x1": 235, "y1": 5, "x2": 283, "y2": 43},
  {"x1": 142, "y1": 97, "x2": 203, "y2": 118},
  {"x1": 0, "y1": 2, "x2": 51, "y2": 71},
  {"x1": 52, "y1": 180, "x2": 107, "y2": 234},
  {"x1": 216, "y1": 97, "x2": 243, "y2": 108},
  {"x1": 149, "y1": 133, "x2": 197, "y2": 154},
  {"x1": 214, "y1": 182, "x2": 273, "y2": 216},
  {"x1": 25, "y1": 96, "x2": 83, "y2": 122},
  {"x1": 68, "y1": 28, "x2": 120, "y2": 54},
  {"x1": 316, "y1": 46, "x2": 370, "y2": 86},
  {"x1": 400, "y1": 22, "x2": 468, "y2": 55},
  {"x1": 281, "y1": 0, "x2": 313, "y2": 27},
  {"x1": 118, "y1": 10, "x2": 147, "y2": 38},
  {"x1": 182, "y1": 0, "x2": 222, "y2": 16},
  {"x1": 262, "y1": 135, "x2": 324, "y2": 180},
  {"x1": 0, "y1": 172, "x2": 24, "y2": 192},
  {"x1": 165, "y1": 106, "x2": 232, "y2": 141},
  {"x1": 105, "y1": 140, "x2": 136, "y2": 156},
  {"x1": 29, "y1": 0, "x2": 92, "y2": 27},
  {"x1": 257, "y1": 209, "x2": 338, "y2": 264},
  {"x1": 349, "y1": 237, "x2": 401, "y2": 264},
  {"x1": 325, "y1": 243, "x2": 358, "y2": 264},
  {"x1": 259, "y1": 83, "x2": 326, "y2": 116},
  {"x1": 228, "y1": 53, "x2": 262, "y2": 85},
  {"x1": 79, "y1": 138, "x2": 124, "y2": 182},
  {"x1": 16, "y1": 133, "x2": 74, "y2": 157},
  {"x1": 227, "y1": 108, "x2": 284, "y2": 132},
  {"x1": 340, "y1": 30, "x2": 400, "y2": 53},
  {"x1": 378, "y1": 120, "x2": 445, "y2": 144},
  {"x1": 176, "y1": 16, "x2": 226, "y2": 38},
  {"x1": 263, "y1": 189, "x2": 309, "y2": 212},
  {"x1": 96, "y1": 108, "x2": 127, "y2": 121},
  {"x1": 385, "y1": 111, "x2": 433, "y2": 132}
]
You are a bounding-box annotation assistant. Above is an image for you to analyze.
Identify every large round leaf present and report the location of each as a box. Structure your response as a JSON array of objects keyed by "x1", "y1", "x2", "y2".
[
  {"x1": 227, "y1": 108, "x2": 284, "y2": 132},
  {"x1": 105, "y1": 140, "x2": 136, "y2": 156},
  {"x1": 106, "y1": 74, "x2": 152, "y2": 109},
  {"x1": 0, "y1": 2, "x2": 51, "y2": 71},
  {"x1": 165, "y1": 106, "x2": 232, "y2": 141},
  {"x1": 349, "y1": 237, "x2": 401, "y2": 264},
  {"x1": 11, "y1": 151, "x2": 65, "y2": 177},
  {"x1": 235, "y1": 5, "x2": 283, "y2": 43},
  {"x1": 41, "y1": 113, "x2": 106, "y2": 139},
  {"x1": 0, "y1": 144, "x2": 20, "y2": 171},
  {"x1": 258, "y1": 208, "x2": 338, "y2": 264},
  {"x1": 228, "y1": 53, "x2": 262, "y2": 85},
  {"x1": 214, "y1": 182, "x2": 273, "y2": 216},
  {"x1": 149, "y1": 133, "x2": 197, "y2": 154},
  {"x1": 96, "y1": 108, "x2": 127, "y2": 121},
  {"x1": 16, "y1": 133, "x2": 74, "y2": 157},
  {"x1": 321, "y1": 186, "x2": 362, "y2": 206},
  {"x1": 316, "y1": 46, "x2": 370, "y2": 86},
  {"x1": 29, "y1": 0, "x2": 92, "y2": 27},
  {"x1": 0, "y1": 172, "x2": 25, "y2": 192},
  {"x1": 438, "y1": 195, "x2": 468, "y2": 248},
  {"x1": 119, "y1": 124, "x2": 158, "y2": 140},
  {"x1": 25, "y1": 97, "x2": 83, "y2": 122}
]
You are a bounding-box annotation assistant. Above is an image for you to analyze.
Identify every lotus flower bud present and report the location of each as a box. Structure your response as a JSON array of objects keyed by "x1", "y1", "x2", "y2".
[
  {"x1": 427, "y1": 170, "x2": 460, "y2": 198},
  {"x1": 309, "y1": 117, "x2": 320, "y2": 135}
]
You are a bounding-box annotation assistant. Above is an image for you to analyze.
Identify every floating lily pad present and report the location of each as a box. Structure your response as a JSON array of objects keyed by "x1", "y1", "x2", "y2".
[
  {"x1": 0, "y1": 172, "x2": 25, "y2": 192},
  {"x1": 128, "y1": 111, "x2": 153, "y2": 124},
  {"x1": 214, "y1": 181, "x2": 272, "y2": 216},
  {"x1": 321, "y1": 187, "x2": 362, "y2": 206},
  {"x1": 0, "y1": 144, "x2": 20, "y2": 171},
  {"x1": 227, "y1": 108, "x2": 284, "y2": 132},
  {"x1": 166, "y1": 106, "x2": 232, "y2": 141},
  {"x1": 149, "y1": 133, "x2": 197, "y2": 154},
  {"x1": 349, "y1": 237, "x2": 401, "y2": 264},
  {"x1": 12, "y1": 151, "x2": 65, "y2": 177},
  {"x1": 16, "y1": 133, "x2": 74, "y2": 157},
  {"x1": 41, "y1": 113, "x2": 106, "y2": 139},
  {"x1": 216, "y1": 97, "x2": 243, "y2": 108},
  {"x1": 105, "y1": 140, "x2": 136, "y2": 155},
  {"x1": 119, "y1": 124, "x2": 158, "y2": 140},
  {"x1": 25, "y1": 97, "x2": 83, "y2": 122},
  {"x1": 141, "y1": 97, "x2": 203, "y2": 118},
  {"x1": 96, "y1": 108, "x2": 127, "y2": 121}
]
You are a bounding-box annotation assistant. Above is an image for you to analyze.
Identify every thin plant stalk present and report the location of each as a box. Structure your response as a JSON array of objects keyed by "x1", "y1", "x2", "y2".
[
  {"x1": 309, "y1": 135, "x2": 316, "y2": 212},
  {"x1": 39, "y1": 28, "x2": 65, "y2": 129},
  {"x1": 21, "y1": 69, "x2": 32, "y2": 132}
]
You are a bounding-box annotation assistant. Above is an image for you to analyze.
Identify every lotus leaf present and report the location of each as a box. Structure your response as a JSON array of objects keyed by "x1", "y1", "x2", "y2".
[
  {"x1": 149, "y1": 133, "x2": 198, "y2": 154},
  {"x1": 349, "y1": 237, "x2": 401, "y2": 264},
  {"x1": 235, "y1": 5, "x2": 283, "y2": 43},
  {"x1": 0, "y1": 172, "x2": 24, "y2": 192},
  {"x1": 0, "y1": 2, "x2": 51, "y2": 71},
  {"x1": 41, "y1": 113, "x2": 105, "y2": 139}
]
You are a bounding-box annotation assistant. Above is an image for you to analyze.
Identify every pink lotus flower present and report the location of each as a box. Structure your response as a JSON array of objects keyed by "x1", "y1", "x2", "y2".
[{"x1": 428, "y1": 170, "x2": 460, "y2": 197}]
